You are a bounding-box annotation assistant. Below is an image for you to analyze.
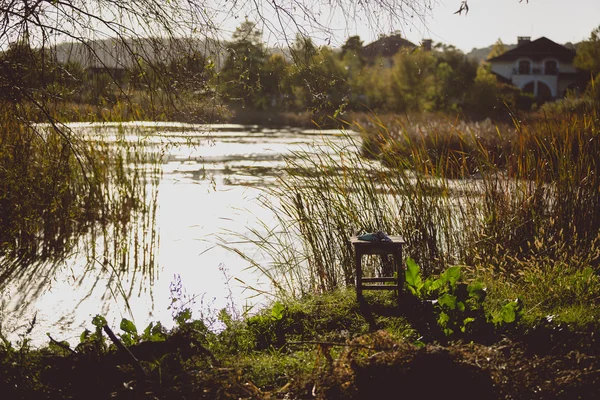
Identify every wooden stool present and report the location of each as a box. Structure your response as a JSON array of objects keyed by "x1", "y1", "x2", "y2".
[{"x1": 351, "y1": 236, "x2": 405, "y2": 307}]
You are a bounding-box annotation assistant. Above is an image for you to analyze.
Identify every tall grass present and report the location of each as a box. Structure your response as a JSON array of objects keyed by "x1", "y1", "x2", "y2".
[
  {"x1": 239, "y1": 103, "x2": 600, "y2": 302},
  {"x1": 0, "y1": 109, "x2": 161, "y2": 300}
]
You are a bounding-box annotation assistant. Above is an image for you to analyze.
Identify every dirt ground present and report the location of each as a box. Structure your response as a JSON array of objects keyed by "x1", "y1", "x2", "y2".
[{"x1": 303, "y1": 330, "x2": 599, "y2": 400}]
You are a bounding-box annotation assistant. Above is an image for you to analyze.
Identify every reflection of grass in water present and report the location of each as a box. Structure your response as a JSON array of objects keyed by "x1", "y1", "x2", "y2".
[{"x1": 0, "y1": 117, "x2": 161, "y2": 310}]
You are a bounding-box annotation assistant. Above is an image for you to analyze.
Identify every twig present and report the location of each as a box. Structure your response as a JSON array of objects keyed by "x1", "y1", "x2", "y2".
[
  {"x1": 47, "y1": 334, "x2": 77, "y2": 355},
  {"x1": 286, "y1": 340, "x2": 394, "y2": 351},
  {"x1": 102, "y1": 324, "x2": 146, "y2": 379}
]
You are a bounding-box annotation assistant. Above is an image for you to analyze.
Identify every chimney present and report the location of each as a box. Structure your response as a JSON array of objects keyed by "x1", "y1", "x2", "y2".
[
  {"x1": 517, "y1": 36, "x2": 531, "y2": 46},
  {"x1": 421, "y1": 39, "x2": 432, "y2": 51}
]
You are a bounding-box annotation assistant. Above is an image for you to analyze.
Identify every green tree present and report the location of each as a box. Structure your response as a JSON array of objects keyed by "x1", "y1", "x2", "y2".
[
  {"x1": 574, "y1": 25, "x2": 600, "y2": 75},
  {"x1": 219, "y1": 20, "x2": 268, "y2": 108},
  {"x1": 261, "y1": 54, "x2": 292, "y2": 109},
  {"x1": 353, "y1": 63, "x2": 394, "y2": 110},
  {"x1": 0, "y1": 39, "x2": 74, "y2": 103},
  {"x1": 341, "y1": 36, "x2": 364, "y2": 61},
  {"x1": 487, "y1": 39, "x2": 507, "y2": 60},
  {"x1": 168, "y1": 51, "x2": 215, "y2": 93},
  {"x1": 390, "y1": 50, "x2": 437, "y2": 112},
  {"x1": 574, "y1": 25, "x2": 600, "y2": 98},
  {"x1": 288, "y1": 35, "x2": 348, "y2": 112},
  {"x1": 431, "y1": 45, "x2": 478, "y2": 110},
  {"x1": 467, "y1": 65, "x2": 499, "y2": 114}
]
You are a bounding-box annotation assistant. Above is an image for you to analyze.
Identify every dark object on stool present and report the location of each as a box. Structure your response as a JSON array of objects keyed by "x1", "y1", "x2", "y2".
[{"x1": 351, "y1": 235, "x2": 405, "y2": 307}]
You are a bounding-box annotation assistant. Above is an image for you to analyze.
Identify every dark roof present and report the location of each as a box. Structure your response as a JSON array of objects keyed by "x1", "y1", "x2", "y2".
[
  {"x1": 488, "y1": 37, "x2": 575, "y2": 63},
  {"x1": 362, "y1": 34, "x2": 417, "y2": 60}
]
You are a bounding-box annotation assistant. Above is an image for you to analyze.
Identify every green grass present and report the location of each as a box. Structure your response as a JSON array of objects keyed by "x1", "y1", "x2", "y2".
[{"x1": 229, "y1": 100, "x2": 600, "y2": 336}]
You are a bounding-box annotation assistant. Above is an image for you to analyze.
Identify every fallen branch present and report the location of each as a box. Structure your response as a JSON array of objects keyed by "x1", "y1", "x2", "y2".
[
  {"x1": 47, "y1": 334, "x2": 77, "y2": 355},
  {"x1": 286, "y1": 340, "x2": 396, "y2": 351},
  {"x1": 102, "y1": 324, "x2": 146, "y2": 379}
]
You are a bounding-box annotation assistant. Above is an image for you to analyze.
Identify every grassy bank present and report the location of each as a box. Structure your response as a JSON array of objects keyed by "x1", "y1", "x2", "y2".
[
  {"x1": 1, "y1": 285, "x2": 598, "y2": 399},
  {"x1": 2, "y1": 96, "x2": 598, "y2": 398}
]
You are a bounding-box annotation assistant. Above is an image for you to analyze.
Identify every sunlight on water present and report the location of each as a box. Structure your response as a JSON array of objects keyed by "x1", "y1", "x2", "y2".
[{"x1": 0, "y1": 122, "x2": 359, "y2": 346}]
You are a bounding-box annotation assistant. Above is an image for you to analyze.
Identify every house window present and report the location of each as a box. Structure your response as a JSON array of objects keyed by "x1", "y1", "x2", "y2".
[
  {"x1": 518, "y1": 60, "x2": 531, "y2": 75},
  {"x1": 545, "y1": 60, "x2": 558, "y2": 75}
]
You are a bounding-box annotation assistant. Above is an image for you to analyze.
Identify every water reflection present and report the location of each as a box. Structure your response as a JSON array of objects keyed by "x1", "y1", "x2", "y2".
[{"x1": 0, "y1": 122, "x2": 357, "y2": 346}]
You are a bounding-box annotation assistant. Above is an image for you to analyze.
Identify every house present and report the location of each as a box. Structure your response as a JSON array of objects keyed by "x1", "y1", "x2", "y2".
[
  {"x1": 487, "y1": 36, "x2": 583, "y2": 101},
  {"x1": 361, "y1": 34, "x2": 417, "y2": 67}
]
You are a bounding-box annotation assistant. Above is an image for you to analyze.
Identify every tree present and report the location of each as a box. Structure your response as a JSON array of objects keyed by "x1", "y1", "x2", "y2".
[
  {"x1": 432, "y1": 45, "x2": 477, "y2": 110},
  {"x1": 261, "y1": 54, "x2": 292, "y2": 109},
  {"x1": 168, "y1": 51, "x2": 215, "y2": 93},
  {"x1": 390, "y1": 50, "x2": 437, "y2": 112},
  {"x1": 219, "y1": 20, "x2": 267, "y2": 108},
  {"x1": 467, "y1": 65, "x2": 499, "y2": 115},
  {"x1": 487, "y1": 39, "x2": 507, "y2": 60},
  {"x1": 574, "y1": 25, "x2": 600, "y2": 76},
  {"x1": 341, "y1": 36, "x2": 364, "y2": 60},
  {"x1": 287, "y1": 36, "x2": 349, "y2": 114}
]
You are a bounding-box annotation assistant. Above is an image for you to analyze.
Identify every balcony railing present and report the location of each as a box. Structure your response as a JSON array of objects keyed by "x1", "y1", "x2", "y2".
[{"x1": 512, "y1": 68, "x2": 559, "y2": 76}]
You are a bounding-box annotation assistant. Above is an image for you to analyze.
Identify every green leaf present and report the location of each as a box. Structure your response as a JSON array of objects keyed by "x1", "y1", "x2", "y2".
[
  {"x1": 499, "y1": 303, "x2": 516, "y2": 323},
  {"x1": 438, "y1": 293, "x2": 457, "y2": 310},
  {"x1": 437, "y1": 311, "x2": 450, "y2": 327},
  {"x1": 441, "y1": 266, "x2": 461, "y2": 288},
  {"x1": 120, "y1": 318, "x2": 138, "y2": 336},
  {"x1": 120, "y1": 334, "x2": 133, "y2": 347},
  {"x1": 142, "y1": 322, "x2": 166, "y2": 342},
  {"x1": 271, "y1": 301, "x2": 285, "y2": 320},
  {"x1": 424, "y1": 277, "x2": 444, "y2": 294},
  {"x1": 405, "y1": 257, "x2": 423, "y2": 296},
  {"x1": 80, "y1": 329, "x2": 90, "y2": 343},
  {"x1": 497, "y1": 299, "x2": 523, "y2": 324},
  {"x1": 92, "y1": 315, "x2": 107, "y2": 328},
  {"x1": 143, "y1": 323, "x2": 153, "y2": 340},
  {"x1": 467, "y1": 281, "x2": 487, "y2": 302},
  {"x1": 175, "y1": 309, "x2": 193, "y2": 327}
]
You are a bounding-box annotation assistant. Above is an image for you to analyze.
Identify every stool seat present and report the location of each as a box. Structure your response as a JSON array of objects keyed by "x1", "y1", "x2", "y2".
[{"x1": 351, "y1": 236, "x2": 405, "y2": 306}]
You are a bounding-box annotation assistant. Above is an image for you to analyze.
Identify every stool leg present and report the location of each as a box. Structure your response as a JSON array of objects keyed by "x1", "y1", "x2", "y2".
[
  {"x1": 395, "y1": 248, "x2": 404, "y2": 308},
  {"x1": 355, "y1": 251, "x2": 363, "y2": 303}
]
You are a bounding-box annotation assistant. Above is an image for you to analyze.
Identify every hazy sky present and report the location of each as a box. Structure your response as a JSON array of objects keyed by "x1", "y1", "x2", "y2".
[
  {"x1": 350, "y1": 0, "x2": 600, "y2": 52},
  {"x1": 30, "y1": 0, "x2": 599, "y2": 54}
]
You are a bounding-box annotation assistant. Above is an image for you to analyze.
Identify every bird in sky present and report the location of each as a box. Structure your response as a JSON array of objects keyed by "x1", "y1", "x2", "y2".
[{"x1": 454, "y1": 1, "x2": 469, "y2": 16}]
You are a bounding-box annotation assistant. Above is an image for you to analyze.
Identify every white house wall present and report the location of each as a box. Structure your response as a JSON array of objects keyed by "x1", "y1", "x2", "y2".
[
  {"x1": 490, "y1": 57, "x2": 577, "y2": 98},
  {"x1": 490, "y1": 62, "x2": 513, "y2": 80},
  {"x1": 512, "y1": 74, "x2": 558, "y2": 96}
]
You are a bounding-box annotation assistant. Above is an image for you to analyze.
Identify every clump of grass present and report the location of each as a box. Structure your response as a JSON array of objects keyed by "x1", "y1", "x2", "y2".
[
  {"x1": 0, "y1": 111, "x2": 161, "y2": 300},
  {"x1": 237, "y1": 102, "x2": 599, "y2": 329}
]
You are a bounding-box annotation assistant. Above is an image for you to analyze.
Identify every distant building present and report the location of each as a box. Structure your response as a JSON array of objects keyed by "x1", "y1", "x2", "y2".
[
  {"x1": 487, "y1": 36, "x2": 584, "y2": 101},
  {"x1": 361, "y1": 34, "x2": 417, "y2": 67}
]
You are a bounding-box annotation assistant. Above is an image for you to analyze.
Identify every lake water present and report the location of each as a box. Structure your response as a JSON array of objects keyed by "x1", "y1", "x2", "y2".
[{"x1": 0, "y1": 122, "x2": 359, "y2": 346}]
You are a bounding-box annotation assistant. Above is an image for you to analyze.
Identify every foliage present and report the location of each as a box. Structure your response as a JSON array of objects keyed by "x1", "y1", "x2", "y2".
[
  {"x1": 230, "y1": 103, "x2": 600, "y2": 346},
  {"x1": 486, "y1": 38, "x2": 507, "y2": 60},
  {"x1": 574, "y1": 25, "x2": 600, "y2": 76},
  {"x1": 404, "y1": 258, "x2": 522, "y2": 338},
  {"x1": 219, "y1": 19, "x2": 268, "y2": 108},
  {"x1": 467, "y1": 65, "x2": 500, "y2": 113}
]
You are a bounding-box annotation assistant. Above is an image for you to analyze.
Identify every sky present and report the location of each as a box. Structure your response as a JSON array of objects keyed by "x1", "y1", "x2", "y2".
[
  {"x1": 346, "y1": 0, "x2": 600, "y2": 52},
  {"x1": 13, "y1": 0, "x2": 598, "y2": 55}
]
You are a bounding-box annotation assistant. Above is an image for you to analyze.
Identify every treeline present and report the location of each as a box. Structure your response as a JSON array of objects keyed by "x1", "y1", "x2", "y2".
[
  {"x1": 214, "y1": 21, "x2": 524, "y2": 118},
  {"x1": 1, "y1": 21, "x2": 599, "y2": 120}
]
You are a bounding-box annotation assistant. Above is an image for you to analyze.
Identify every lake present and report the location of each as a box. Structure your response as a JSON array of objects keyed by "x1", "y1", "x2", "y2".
[{"x1": 0, "y1": 122, "x2": 360, "y2": 346}]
